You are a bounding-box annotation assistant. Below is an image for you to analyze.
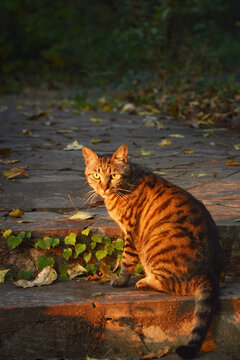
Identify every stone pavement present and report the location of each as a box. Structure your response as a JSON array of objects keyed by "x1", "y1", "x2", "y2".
[{"x1": 0, "y1": 91, "x2": 240, "y2": 359}]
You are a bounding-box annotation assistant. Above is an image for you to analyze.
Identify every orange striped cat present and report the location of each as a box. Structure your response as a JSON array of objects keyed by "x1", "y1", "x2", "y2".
[{"x1": 82, "y1": 144, "x2": 224, "y2": 359}]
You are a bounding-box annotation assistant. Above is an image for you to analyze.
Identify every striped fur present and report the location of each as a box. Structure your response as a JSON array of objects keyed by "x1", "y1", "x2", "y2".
[{"x1": 82, "y1": 145, "x2": 224, "y2": 359}]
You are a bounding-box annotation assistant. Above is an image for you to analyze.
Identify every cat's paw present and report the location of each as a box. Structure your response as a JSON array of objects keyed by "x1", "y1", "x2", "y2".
[
  {"x1": 135, "y1": 278, "x2": 149, "y2": 290},
  {"x1": 110, "y1": 277, "x2": 128, "y2": 287}
]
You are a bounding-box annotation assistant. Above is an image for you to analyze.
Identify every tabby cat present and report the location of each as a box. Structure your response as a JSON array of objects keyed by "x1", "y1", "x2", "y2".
[{"x1": 82, "y1": 144, "x2": 223, "y2": 359}]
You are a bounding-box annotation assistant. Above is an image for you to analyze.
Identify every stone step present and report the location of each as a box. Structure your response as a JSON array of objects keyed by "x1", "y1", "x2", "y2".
[{"x1": 0, "y1": 278, "x2": 239, "y2": 360}]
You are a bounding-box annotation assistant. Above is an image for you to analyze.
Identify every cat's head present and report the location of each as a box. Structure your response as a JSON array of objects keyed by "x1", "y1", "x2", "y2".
[{"x1": 82, "y1": 145, "x2": 130, "y2": 198}]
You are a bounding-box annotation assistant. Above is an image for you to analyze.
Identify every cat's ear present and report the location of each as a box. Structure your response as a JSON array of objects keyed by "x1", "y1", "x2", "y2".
[
  {"x1": 112, "y1": 144, "x2": 128, "y2": 163},
  {"x1": 82, "y1": 147, "x2": 98, "y2": 166}
]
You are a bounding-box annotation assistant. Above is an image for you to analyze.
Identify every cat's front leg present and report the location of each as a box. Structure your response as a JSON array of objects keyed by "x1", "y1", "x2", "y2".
[{"x1": 111, "y1": 235, "x2": 139, "y2": 287}]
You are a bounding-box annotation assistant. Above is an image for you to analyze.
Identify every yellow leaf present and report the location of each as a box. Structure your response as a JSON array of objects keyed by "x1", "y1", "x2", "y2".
[
  {"x1": 169, "y1": 134, "x2": 185, "y2": 138},
  {"x1": 101, "y1": 104, "x2": 111, "y2": 112},
  {"x1": 234, "y1": 144, "x2": 240, "y2": 150},
  {"x1": 69, "y1": 211, "x2": 93, "y2": 220},
  {"x1": 90, "y1": 138, "x2": 111, "y2": 144},
  {"x1": 182, "y1": 148, "x2": 195, "y2": 154},
  {"x1": 140, "y1": 149, "x2": 152, "y2": 156},
  {"x1": 72, "y1": 109, "x2": 79, "y2": 114},
  {"x1": 191, "y1": 173, "x2": 207, "y2": 178},
  {"x1": 3, "y1": 167, "x2": 29, "y2": 179},
  {"x1": 159, "y1": 139, "x2": 172, "y2": 147},
  {"x1": 89, "y1": 117, "x2": 102, "y2": 123},
  {"x1": 16, "y1": 105, "x2": 23, "y2": 110},
  {"x1": 9, "y1": 209, "x2": 25, "y2": 218},
  {"x1": 64, "y1": 140, "x2": 83, "y2": 151},
  {"x1": 67, "y1": 263, "x2": 87, "y2": 279}
]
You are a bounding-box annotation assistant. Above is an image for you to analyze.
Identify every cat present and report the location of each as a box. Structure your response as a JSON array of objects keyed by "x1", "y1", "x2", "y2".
[{"x1": 82, "y1": 144, "x2": 224, "y2": 359}]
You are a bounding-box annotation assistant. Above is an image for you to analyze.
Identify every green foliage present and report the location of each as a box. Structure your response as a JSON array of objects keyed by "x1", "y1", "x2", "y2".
[
  {"x1": 1, "y1": 228, "x2": 144, "y2": 284},
  {"x1": 63, "y1": 248, "x2": 72, "y2": 260},
  {"x1": 64, "y1": 232, "x2": 76, "y2": 246},
  {"x1": 36, "y1": 255, "x2": 55, "y2": 271},
  {"x1": 18, "y1": 269, "x2": 32, "y2": 280},
  {"x1": 0, "y1": 1, "x2": 239, "y2": 90}
]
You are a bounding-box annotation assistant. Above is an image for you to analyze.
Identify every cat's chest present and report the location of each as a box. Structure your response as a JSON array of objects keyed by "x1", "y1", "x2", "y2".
[{"x1": 105, "y1": 197, "x2": 132, "y2": 229}]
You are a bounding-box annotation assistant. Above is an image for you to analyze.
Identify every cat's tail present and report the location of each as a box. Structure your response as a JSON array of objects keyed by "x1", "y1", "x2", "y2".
[{"x1": 176, "y1": 275, "x2": 218, "y2": 359}]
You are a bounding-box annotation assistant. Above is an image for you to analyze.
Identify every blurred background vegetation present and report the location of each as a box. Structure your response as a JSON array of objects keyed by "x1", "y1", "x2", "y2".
[{"x1": 0, "y1": 0, "x2": 240, "y2": 93}]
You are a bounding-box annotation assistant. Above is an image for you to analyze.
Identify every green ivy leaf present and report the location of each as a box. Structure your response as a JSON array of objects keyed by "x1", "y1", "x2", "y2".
[
  {"x1": 105, "y1": 244, "x2": 114, "y2": 255},
  {"x1": 86, "y1": 263, "x2": 98, "y2": 275},
  {"x1": 26, "y1": 232, "x2": 32, "y2": 239},
  {"x1": 64, "y1": 232, "x2": 77, "y2": 246},
  {"x1": 133, "y1": 262, "x2": 144, "y2": 275},
  {"x1": 74, "y1": 243, "x2": 86, "y2": 258},
  {"x1": 113, "y1": 238, "x2": 124, "y2": 250},
  {"x1": 82, "y1": 228, "x2": 91, "y2": 236},
  {"x1": 19, "y1": 231, "x2": 26, "y2": 239},
  {"x1": 91, "y1": 241, "x2": 96, "y2": 250},
  {"x1": 18, "y1": 269, "x2": 32, "y2": 280},
  {"x1": 58, "y1": 264, "x2": 69, "y2": 280},
  {"x1": 52, "y1": 238, "x2": 60, "y2": 248},
  {"x1": 3, "y1": 229, "x2": 12, "y2": 238},
  {"x1": 7, "y1": 235, "x2": 23, "y2": 249},
  {"x1": 103, "y1": 236, "x2": 111, "y2": 244},
  {"x1": 35, "y1": 237, "x2": 53, "y2": 250},
  {"x1": 91, "y1": 234, "x2": 102, "y2": 243},
  {"x1": 36, "y1": 255, "x2": 55, "y2": 271},
  {"x1": 95, "y1": 249, "x2": 107, "y2": 261},
  {"x1": 83, "y1": 251, "x2": 92, "y2": 263},
  {"x1": 63, "y1": 248, "x2": 72, "y2": 260},
  {"x1": 0, "y1": 269, "x2": 10, "y2": 283}
]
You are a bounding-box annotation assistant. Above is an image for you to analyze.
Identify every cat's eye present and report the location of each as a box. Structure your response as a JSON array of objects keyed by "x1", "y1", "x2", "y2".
[
  {"x1": 92, "y1": 173, "x2": 100, "y2": 179},
  {"x1": 111, "y1": 173, "x2": 120, "y2": 179}
]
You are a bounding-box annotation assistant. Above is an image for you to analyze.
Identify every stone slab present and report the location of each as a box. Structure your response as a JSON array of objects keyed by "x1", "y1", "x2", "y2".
[{"x1": 0, "y1": 278, "x2": 239, "y2": 359}]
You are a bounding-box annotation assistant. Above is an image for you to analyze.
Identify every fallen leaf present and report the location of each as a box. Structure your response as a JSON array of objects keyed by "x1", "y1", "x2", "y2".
[
  {"x1": 22, "y1": 129, "x2": 34, "y2": 136},
  {"x1": 233, "y1": 218, "x2": 240, "y2": 223},
  {"x1": 9, "y1": 209, "x2": 25, "y2": 218},
  {"x1": 169, "y1": 134, "x2": 185, "y2": 138},
  {"x1": 90, "y1": 138, "x2": 111, "y2": 144},
  {"x1": 234, "y1": 144, "x2": 240, "y2": 150},
  {"x1": 212, "y1": 172, "x2": 217, "y2": 178},
  {"x1": 143, "y1": 115, "x2": 156, "y2": 128},
  {"x1": 140, "y1": 149, "x2": 152, "y2": 156},
  {"x1": 0, "y1": 159, "x2": 19, "y2": 165},
  {"x1": 101, "y1": 103, "x2": 111, "y2": 112},
  {"x1": 3, "y1": 167, "x2": 29, "y2": 179},
  {"x1": 67, "y1": 263, "x2": 87, "y2": 279},
  {"x1": 121, "y1": 103, "x2": 138, "y2": 114},
  {"x1": 69, "y1": 211, "x2": 94, "y2": 220},
  {"x1": 92, "y1": 292, "x2": 103, "y2": 298},
  {"x1": 191, "y1": 173, "x2": 207, "y2": 178},
  {"x1": 155, "y1": 120, "x2": 165, "y2": 129},
  {"x1": 159, "y1": 139, "x2": 172, "y2": 146},
  {"x1": 0, "y1": 269, "x2": 10, "y2": 283},
  {"x1": 14, "y1": 266, "x2": 57, "y2": 288},
  {"x1": 226, "y1": 159, "x2": 239, "y2": 166},
  {"x1": 57, "y1": 129, "x2": 74, "y2": 134},
  {"x1": 64, "y1": 140, "x2": 83, "y2": 151},
  {"x1": 182, "y1": 148, "x2": 195, "y2": 154},
  {"x1": 203, "y1": 130, "x2": 216, "y2": 138},
  {"x1": 26, "y1": 109, "x2": 52, "y2": 120},
  {"x1": 89, "y1": 117, "x2": 102, "y2": 123},
  {"x1": 100, "y1": 262, "x2": 117, "y2": 282}
]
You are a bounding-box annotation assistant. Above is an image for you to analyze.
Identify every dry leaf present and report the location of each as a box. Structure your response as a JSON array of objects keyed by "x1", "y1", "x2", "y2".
[
  {"x1": 159, "y1": 139, "x2": 172, "y2": 147},
  {"x1": 191, "y1": 173, "x2": 207, "y2": 178},
  {"x1": 234, "y1": 144, "x2": 240, "y2": 150},
  {"x1": 182, "y1": 148, "x2": 195, "y2": 154},
  {"x1": 121, "y1": 103, "x2": 138, "y2": 114},
  {"x1": 3, "y1": 167, "x2": 29, "y2": 179},
  {"x1": 226, "y1": 159, "x2": 239, "y2": 166},
  {"x1": 69, "y1": 211, "x2": 94, "y2": 220},
  {"x1": 90, "y1": 138, "x2": 111, "y2": 144},
  {"x1": 57, "y1": 129, "x2": 74, "y2": 134},
  {"x1": 140, "y1": 149, "x2": 152, "y2": 156},
  {"x1": 67, "y1": 263, "x2": 87, "y2": 279},
  {"x1": 64, "y1": 140, "x2": 83, "y2": 151},
  {"x1": 14, "y1": 266, "x2": 57, "y2": 288},
  {"x1": 89, "y1": 117, "x2": 102, "y2": 123},
  {"x1": 9, "y1": 209, "x2": 25, "y2": 218},
  {"x1": 0, "y1": 159, "x2": 19, "y2": 165},
  {"x1": 100, "y1": 262, "x2": 117, "y2": 282},
  {"x1": 143, "y1": 116, "x2": 156, "y2": 128},
  {"x1": 169, "y1": 134, "x2": 185, "y2": 138},
  {"x1": 26, "y1": 109, "x2": 52, "y2": 120}
]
